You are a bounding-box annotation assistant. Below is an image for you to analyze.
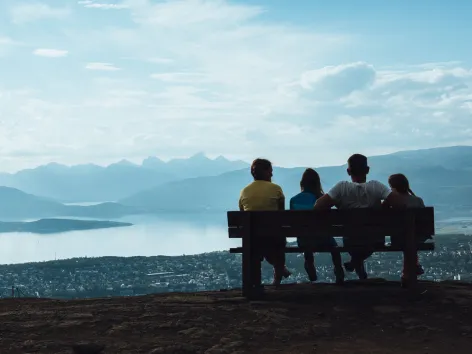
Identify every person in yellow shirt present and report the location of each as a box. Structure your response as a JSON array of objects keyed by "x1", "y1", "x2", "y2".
[{"x1": 239, "y1": 158, "x2": 291, "y2": 285}]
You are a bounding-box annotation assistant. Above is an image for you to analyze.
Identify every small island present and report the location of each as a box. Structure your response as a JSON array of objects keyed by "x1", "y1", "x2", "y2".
[{"x1": 0, "y1": 218, "x2": 133, "y2": 234}]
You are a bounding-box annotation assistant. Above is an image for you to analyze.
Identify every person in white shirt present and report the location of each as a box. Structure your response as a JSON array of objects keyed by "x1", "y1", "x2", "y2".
[{"x1": 314, "y1": 154, "x2": 400, "y2": 279}]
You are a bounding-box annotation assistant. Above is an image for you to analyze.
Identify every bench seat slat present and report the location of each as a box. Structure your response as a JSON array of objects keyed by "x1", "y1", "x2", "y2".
[
  {"x1": 229, "y1": 243, "x2": 435, "y2": 254},
  {"x1": 228, "y1": 208, "x2": 434, "y2": 227},
  {"x1": 228, "y1": 208, "x2": 435, "y2": 239},
  {"x1": 229, "y1": 227, "x2": 432, "y2": 238}
]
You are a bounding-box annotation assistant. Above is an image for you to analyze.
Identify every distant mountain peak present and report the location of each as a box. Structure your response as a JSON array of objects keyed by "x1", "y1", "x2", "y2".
[
  {"x1": 143, "y1": 156, "x2": 164, "y2": 162},
  {"x1": 214, "y1": 155, "x2": 229, "y2": 162},
  {"x1": 142, "y1": 156, "x2": 164, "y2": 164},
  {"x1": 31, "y1": 162, "x2": 69, "y2": 172},
  {"x1": 110, "y1": 159, "x2": 137, "y2": 167},
  {"x1": 141, "y1": 156, "x2": 166, "y2": 169},
  {"x1": 189, "y1": 152, "x2": 208, "y2": 160}
]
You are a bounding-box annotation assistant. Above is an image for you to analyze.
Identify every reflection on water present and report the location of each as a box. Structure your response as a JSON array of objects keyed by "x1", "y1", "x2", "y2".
[{"x1": 0, "y1": 213, "x2": 240, "y2": 264}]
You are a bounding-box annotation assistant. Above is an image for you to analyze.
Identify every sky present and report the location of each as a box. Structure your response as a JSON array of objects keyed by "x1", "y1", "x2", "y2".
[{"x1": 0, "y1": 0, "x2": 471, "y2": 172}]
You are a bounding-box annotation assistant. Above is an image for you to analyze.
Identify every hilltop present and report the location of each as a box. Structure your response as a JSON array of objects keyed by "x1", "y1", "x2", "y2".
[{"x1": 1, "y1": 281, "x2": 472, "y2": 353}]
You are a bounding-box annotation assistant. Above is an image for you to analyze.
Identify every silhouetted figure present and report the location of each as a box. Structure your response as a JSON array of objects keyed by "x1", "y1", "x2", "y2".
[
  {"x1": 387, "y1": 173, "x2": 426, "y2": 285},
  {"x1": 239, "y1": 158, "x2": 291, "y2": 285},
  {"x1": 290, "y1": 168, "x2": 344, "y2": 284},
  {"x1": 314, "y1": 154, "x2": 400, "y2": 279}
]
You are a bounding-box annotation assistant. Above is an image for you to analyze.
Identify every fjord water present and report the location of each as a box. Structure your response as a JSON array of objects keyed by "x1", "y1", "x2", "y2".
[{"x1": 0, "y1": 212, "x2": 240, "y2": 264}]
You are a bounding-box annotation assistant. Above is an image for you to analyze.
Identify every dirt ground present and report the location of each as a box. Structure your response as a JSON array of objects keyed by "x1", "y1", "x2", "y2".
[{"x1": 1, "y1": 280, "x2": 472, "y2": 353}]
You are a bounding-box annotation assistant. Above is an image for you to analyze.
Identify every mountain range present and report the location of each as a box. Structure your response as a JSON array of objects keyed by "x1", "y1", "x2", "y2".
[
  {"x1": 120, "y1": 146, "x2": 472, "y2": 215},
  {"x1": 1, "y1": 146, "x2": 471, "y2": 220},
  {"x1": 0, "y1": 153, "x2": 248, "y2": 202}
]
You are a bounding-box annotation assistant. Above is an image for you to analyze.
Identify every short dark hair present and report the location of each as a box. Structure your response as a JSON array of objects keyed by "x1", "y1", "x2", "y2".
[
  {"x1": 251, "y1": 158, "x2": 272, "y2": 180},
  {"x1": 347, "y1": 154, "x2": 369, "y2": 176}
]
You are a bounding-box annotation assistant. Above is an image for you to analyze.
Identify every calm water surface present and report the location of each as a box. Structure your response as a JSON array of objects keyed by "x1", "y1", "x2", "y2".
[{"x1": 0, "y1": 213, "x2": 240, "y2": 264}]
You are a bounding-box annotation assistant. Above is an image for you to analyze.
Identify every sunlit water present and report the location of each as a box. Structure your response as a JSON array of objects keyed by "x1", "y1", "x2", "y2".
[
  {"x1": 2, "y1": 207, "x2": 470, "y2": 265},
  {"x1": 0, "y1": 213, "x2": 240, "y2": 264}
]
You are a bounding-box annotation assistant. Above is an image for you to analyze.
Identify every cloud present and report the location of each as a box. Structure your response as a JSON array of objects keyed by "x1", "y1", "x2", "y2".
[
  {"x1": 33, "y1": 48, "x2": 69, "y2": 58},
  {"x1": 80, "y1": 1, "x2": 129, "y2": 10},
  {"x1": 300, "y1": 62, "x2": 376, "y2": 100},
  {"x1": 85, "y1": 62, "x2": 121, "y2": 71},
  {"x1": 10, "y1": 3, "x2": 70, "y2": 24},
  {"x1": 2, "y1": 0, "x2": 472, "y2": 171},
  {"x1": 126, "y1": 0, "x2": 264, "y2": 27},
  {"x1": 292, "y1": 63, "x2": 472, "y2": 154}
]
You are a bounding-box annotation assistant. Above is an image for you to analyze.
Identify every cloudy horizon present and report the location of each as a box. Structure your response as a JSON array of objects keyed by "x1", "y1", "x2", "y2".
[{"x1": 1, "y1": 0, "x2": 471, "y2": 172}]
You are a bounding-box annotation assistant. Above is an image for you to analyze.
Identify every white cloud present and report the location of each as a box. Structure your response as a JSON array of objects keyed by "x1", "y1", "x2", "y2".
[
  {"x1": 33, "y1": 48, "x2": 69, "y2": 58},
  {"x1": 10, "y1": 3, "x2": 70, "y2": 24},
  {"x1": 125, "y1": 0, "x2": 264, "y2": 27},
  {"x1": 85, "y1": 62, "x2": 121, "y2": 71},
  {"x1": 81, "y1": 1, "x2": 129, "y2": 10},
  {"x1": 300, "y1": 62, "x2": 376, "y2": 100}
]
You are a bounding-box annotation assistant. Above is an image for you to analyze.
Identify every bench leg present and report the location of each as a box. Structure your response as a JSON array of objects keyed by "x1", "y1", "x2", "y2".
[{"x1": 242, "y1": 242, "x2": 262, "y2": 299}]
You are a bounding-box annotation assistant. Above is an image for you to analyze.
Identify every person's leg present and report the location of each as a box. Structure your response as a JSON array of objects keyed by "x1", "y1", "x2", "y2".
[
  {"x1": 343, "y1": 237, "x2": 356, "y2": 272},
  {"x1": 272, "y1": 250, "x2": 288, "y2": 285},
  {"x1": 402, "y1": 236, "x2": 426, "y2": 283},
  {"x1": 330, "y1": 250, "x2": 345, "y2": 284},
  {"x1": 416, "y1": 238, "x2": 426, "y2": 275},
  {"x1": 346, "y1": 251, "x2": 370, "y2": 279},
  {"x1": 326, "y1": 237, "x2": 344, "y2": 284},
  {"x1": 303, "y1": 251, "x2": 317, "y2": 282},
  {"x1": 267, "y1": 238, "x2": 289, "y2": 285},
  {"x1": 416, "y1": 254, "x2": 424, "y2": 275}
]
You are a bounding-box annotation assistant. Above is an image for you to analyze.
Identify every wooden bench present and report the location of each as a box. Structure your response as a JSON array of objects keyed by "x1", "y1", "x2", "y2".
[{"x1": 228, "y1": 207, "x2": 435, "y2": 299}]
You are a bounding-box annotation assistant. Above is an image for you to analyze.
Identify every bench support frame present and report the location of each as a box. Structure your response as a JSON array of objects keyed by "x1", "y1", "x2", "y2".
[{"x1": 228, "y1": 209, "x2": 434, "y2": 299}]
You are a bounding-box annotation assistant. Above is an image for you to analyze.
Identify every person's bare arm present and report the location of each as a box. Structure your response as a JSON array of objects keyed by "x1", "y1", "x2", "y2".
[
  {"x1": 314, "y1": 193, "x2": 336, "y2": 210},
  {"x1": 314, "y1": 182, "x2": 342, "y2": 210},
  {"x1": 382, "y1": 191, "x2": 403, "y2": 208}
]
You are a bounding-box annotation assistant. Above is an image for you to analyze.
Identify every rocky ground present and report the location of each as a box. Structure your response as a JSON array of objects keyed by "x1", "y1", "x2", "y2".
[{"x1": 1, "y1": 280, "x2": 472, "y2": 353}]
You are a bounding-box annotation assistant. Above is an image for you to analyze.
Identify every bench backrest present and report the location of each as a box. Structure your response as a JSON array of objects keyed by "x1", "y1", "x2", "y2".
[{"x1": 227, "y1": 208, "x2": 435, "y2": 239}]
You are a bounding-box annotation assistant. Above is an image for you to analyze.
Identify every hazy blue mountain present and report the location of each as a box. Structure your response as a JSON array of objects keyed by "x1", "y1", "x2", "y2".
[
  {"x1": 0, "y1": 218, "x2": 132, "y2": 234},
  {"x1": 0, "y1": 187, "x2": 139, "y2": 219},
  {"x1": 0, "y1": 154, "x2": 248, "y2": 202},
  {"x1": 388, "y1": 146, "x2": 472, "y2": 171},
  {"x1": 141, "y1": 152, "x2": 248, "y2": 177},
  {"x1": 120, "y1": 146, "x2": 472, "y2": 214},
  {"x1": 162, "y1": 152, "x2": 248, "y2": 178},
  {"x1": 0, "y1": 163, "x2": 173, "y2": 202}
]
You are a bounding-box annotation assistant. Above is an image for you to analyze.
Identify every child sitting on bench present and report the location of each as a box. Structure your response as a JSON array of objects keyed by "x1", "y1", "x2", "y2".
[{"x1": 388, "y1": 173, "x2": 426, "y2": 285}]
